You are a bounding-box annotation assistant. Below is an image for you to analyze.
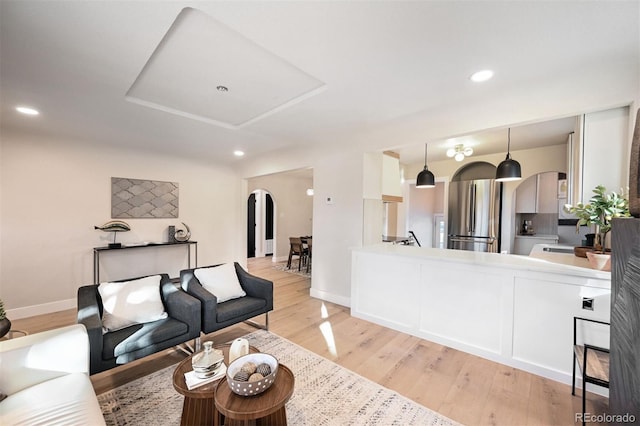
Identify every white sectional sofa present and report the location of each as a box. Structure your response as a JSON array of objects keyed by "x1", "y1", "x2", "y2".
[{"x1": 0, "y1": 324, "x2": 105, "y2": 425}]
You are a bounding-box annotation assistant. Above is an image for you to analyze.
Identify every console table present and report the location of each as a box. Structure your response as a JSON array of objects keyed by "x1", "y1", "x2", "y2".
[{"x1": 93, "y1": 241, "x2": 197, "y2": 284}]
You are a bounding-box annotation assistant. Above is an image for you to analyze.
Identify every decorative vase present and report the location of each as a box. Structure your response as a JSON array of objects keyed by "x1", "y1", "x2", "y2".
[
  {"x1": 229, "y1": 338, "x2": 249, "y2": 364},
  {"x1": 0, "y1": 318, "x2": 11, "y2": 339},
  {"x1": 586, "y1": 251, "x2": 611, "y2": 271},
  {"x1": 191, "y1": 341, "x2": 223, "y2": 378}
]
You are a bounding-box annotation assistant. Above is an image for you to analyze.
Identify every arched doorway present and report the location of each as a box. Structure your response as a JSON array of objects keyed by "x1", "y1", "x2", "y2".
[{"x1": 247, "y1": 190, "x2": 275, "y2": 258}]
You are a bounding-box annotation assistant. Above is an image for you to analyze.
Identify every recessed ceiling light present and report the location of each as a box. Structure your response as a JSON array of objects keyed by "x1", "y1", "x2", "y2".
[
  {"x1": 470, "y1": 70, "x2": 494, "y2": 82},
  {"x1": 216, "y1": 85, "x2": 228, "y2": 92},
  {"x1": 16, "y1": 106, "x2": 39, "y2": 115},
  {"x1": 233, "y1": 150, "x2": 245, "y2": 157}
]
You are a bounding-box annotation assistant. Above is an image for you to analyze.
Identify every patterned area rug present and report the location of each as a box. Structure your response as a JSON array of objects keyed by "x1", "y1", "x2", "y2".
[
  {"x1": 272, "y1": 261, "x2": 311, "y2": 278},
  {"x1": 98, "y1": 330, "x2": 460, "y2": 425}
]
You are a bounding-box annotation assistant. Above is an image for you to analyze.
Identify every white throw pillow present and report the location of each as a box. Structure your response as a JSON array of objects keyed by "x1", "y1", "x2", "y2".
[
  {"x1": 99, "y1": 275, "x2": 168, "y2": 332},
  {"x1": 195, "y1": 263, "x2": 246, "y2": 303}
]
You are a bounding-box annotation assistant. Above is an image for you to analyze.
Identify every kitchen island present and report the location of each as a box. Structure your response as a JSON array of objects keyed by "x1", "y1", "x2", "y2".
[{"x1": 351, "y1": 244, "x2": 610, "y2": 390}]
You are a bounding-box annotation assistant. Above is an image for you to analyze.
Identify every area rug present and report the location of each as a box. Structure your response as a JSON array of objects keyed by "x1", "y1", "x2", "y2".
[
  {"x1": 272, "y1": 261, "x2": 311, "y2": 278},
  {"x1": 98, "y1": 330, "x2": 459, "y2": 425}
]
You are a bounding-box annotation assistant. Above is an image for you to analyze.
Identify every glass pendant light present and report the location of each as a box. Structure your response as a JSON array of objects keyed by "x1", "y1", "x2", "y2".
[
  {"x1": 416, "y1": 143, "x2": 435, "y2": 188},
  {"x1": 495, "y1": 128, "x2": 522, "y2": 182}
]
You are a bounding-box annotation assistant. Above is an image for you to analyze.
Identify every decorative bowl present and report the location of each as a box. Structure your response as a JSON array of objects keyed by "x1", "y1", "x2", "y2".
[
  {"x1": 226, "y1": 353, "x2": 278, "y2": 396},
  {"x1": 573, "y1": 246, "x2": 592, "y2": 258}
]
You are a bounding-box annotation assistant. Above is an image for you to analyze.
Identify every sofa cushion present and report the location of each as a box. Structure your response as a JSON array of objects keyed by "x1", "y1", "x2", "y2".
[
  {"x1": 195, "y1": 263, "x2": 246, "y2": 303},
  {"x1": 99, "y1": 275, "x2": 168, "y2": 332},
  {"x1": 216, "y1": 296, "x2": 267, "y2": 323},
  {"x1": 0, "y1": 373, "x2": 105, "y2": 425},
  {"x1": 102, "y1": 317, "x2": 188, "y2": 359}
]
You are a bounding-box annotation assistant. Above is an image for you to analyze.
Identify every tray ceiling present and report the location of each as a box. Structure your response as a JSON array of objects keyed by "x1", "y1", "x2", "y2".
[{"x1": 126, "y1": 7, "x2": 326, "y2": 129}]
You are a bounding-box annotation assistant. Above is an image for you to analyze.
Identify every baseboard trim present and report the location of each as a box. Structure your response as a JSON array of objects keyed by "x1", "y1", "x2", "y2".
[
  {"x1": 7, "y1": 298, "x2": 76, "y2": 320},
  {"x1": 310, "y1": 288, "x2": 350, "y2": 308}
]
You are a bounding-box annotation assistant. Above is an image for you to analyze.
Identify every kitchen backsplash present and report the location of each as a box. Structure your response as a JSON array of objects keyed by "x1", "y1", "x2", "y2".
[
  {"x1": 516, "y1": 212, "x2": 588, "y2": 246},
  {"x1": 516, "y1": 213, "x2": 557, "y2": 235}
]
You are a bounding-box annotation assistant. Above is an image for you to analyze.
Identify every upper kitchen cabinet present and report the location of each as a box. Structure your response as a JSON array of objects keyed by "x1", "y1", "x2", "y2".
[
  {"x1": 382, "y1": 151, "x2": 403, "y2": 202},
  {"x1": 515, "y1": 172, "x2": 558, "y2": 214},
  {"x1": 568, "y1": 106, "x2": 629, "y2": 204}
]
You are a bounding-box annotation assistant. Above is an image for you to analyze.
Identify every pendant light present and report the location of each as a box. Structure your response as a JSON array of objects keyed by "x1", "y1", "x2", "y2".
[
  {"x1": 495, "y1": 128, "x2": 522, "y2": 182},
  {"x1": 416, "y1": 143, "x2": 435, "y2": 188}
]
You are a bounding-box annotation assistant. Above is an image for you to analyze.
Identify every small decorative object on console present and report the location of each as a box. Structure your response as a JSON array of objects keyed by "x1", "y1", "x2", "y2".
[
  {"x1": 94, "y1": 220, "x2": 131, "y2": 248},
  {"x1": 174, "y1": 222, "x2": 191, "y2": 242},
  {"x1": 0, "y1": 298, "x2": 11, "y2": 339}
]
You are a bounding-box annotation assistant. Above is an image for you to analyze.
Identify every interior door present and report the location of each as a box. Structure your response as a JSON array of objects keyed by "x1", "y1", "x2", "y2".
[{"x1": 247, "y1": 193, "x2": 256, "y2": 258}]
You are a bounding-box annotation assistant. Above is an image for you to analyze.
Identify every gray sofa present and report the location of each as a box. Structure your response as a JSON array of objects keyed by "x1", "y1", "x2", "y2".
[
  {"x1": 180, "y1": 263, "x2": 273, "y2": 334},
  {"x1": 77, "y1": 273, "x2": 201, "y2": 374}
]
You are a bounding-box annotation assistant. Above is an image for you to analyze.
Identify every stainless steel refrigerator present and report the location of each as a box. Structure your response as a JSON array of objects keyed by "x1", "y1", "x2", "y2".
[{"x1": 447, "y1": 179, "x2": 500, "y2": 252}]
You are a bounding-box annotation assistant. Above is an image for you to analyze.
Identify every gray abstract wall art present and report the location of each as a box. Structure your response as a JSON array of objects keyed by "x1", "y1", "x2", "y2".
[{"x1": 111, "y1": 177, "x2": 178, "y2": 218}]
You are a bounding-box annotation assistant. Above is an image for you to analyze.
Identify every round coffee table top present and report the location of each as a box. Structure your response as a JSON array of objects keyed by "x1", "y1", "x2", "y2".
[
  {"x1": 173, "y1": 342, "x2": 259, "y2": 399},
  {"x1": 214, "y1": 364, "x2": 294, "y2": 421}
]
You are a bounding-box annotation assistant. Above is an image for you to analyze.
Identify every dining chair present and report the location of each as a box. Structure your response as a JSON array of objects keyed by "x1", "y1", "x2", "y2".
[
  {"x1": 287, "y1": 237, "x2": 308, "y2": 271},
  {"x1": 304, "y1": 237, "x2": 312, "y2": 273}
]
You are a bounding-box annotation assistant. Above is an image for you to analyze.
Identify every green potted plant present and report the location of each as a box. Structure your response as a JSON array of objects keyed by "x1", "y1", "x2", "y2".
[
  {"x1": 0, "y1": 298, "x2": 11, "y2": 338},
  {"x1": 564, "y1": 185, "x2": 631, "y2": 252}
]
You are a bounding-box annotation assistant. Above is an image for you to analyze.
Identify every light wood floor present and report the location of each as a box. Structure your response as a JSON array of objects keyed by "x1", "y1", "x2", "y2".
[{"x1": 10, "y1": 257, "x2": 607, "y2": 425}]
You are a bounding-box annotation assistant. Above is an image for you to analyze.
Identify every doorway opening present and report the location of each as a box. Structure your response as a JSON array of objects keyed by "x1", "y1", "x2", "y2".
[
  {"x1": 405, "y1": 181, "x2": 446, "y2": 248},
  {"x1": 247, "y1": 190, "x2": 275, "y2": 258}
]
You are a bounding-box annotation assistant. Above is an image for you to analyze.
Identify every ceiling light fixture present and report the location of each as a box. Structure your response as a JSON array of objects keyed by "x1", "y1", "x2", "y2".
[
  {"x1": 416, "y1": 143, "x2": 435, "y2": 188},
  {"x1": 233, "y1": 150, "x2": 244, "y2": 157},
  {"x1": 446, "y1": 144, "x2": 473, "y2": 162},
  {"x1": 216, "y1": 85, "x2": 228, "y2": 92},
  {"x1": 496, "y1": 128, "x2": 522, "y2": 182},
  {"x1": 16, "y1": 106, "x2": 39, "y2": 115},
  {"x1": 470, "y1": 70, "x2": 494, "y2": 82}
]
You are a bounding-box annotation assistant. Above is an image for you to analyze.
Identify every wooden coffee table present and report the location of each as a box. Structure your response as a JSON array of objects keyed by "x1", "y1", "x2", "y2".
[
  {"x1": 172, "y1": 343, "x2": 259, "y2": 426},
  {"x1": 214, "y1": 364, "x2": 295, "y2": 426}
]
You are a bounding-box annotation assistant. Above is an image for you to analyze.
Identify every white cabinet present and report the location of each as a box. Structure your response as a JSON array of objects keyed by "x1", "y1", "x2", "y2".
[
  {"x1": 515, "y1": 175, "x2": 537, "y2": 213},
  {"x1": 382, "y1": 151, "x2": 403, "y2": 202},
  {"x1": 515, "y1": 172, "x2": 558, "y2": 214},
  {"x1": 351, "y1": 245, "x2": 611, "y2": 388},
  {"x1": 568, "y1": 106, "x2": 629, "y2": 204}
]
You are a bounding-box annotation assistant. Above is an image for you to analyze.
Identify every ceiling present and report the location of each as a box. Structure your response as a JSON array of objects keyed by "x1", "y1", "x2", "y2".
[{"x1": 1, "y1": 1, "x2": 638, "y2": 167}]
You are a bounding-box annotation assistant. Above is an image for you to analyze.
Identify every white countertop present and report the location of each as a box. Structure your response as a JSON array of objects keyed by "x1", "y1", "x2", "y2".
[{"x1": 353, "y1": 243, "x2": 610, "y2": 281}]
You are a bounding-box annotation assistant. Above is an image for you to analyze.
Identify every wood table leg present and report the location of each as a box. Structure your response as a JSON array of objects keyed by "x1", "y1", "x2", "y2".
[
  {"x1": 181, "y1": 396, "x2": 217, "y2": 426},
  {"x1": 256, "y1": 407, "x2": 287, "y2": 426}
]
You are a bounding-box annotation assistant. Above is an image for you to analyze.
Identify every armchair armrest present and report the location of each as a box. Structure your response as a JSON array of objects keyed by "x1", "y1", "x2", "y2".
[
  {"x1": 0, "y1": 324, "x2": 89, "y2": 396},
  {"x1": 77, "y1": 284, "x2": 105, "y2": 374},
  {"x1": 162, "y1": 281, "x2": 201, "y2": 336},
  {"x1": 235, "y1": 263, "x2": 273, "y2": 309}
]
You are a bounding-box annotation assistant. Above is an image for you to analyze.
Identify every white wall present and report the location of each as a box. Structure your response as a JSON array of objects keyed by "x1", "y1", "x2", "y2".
[
  {"x1": 310, "y1": 150, "x2": 363, "y2": 306},
  {"x1": 0, "y1": 131, "x2": 243, "y2": 319},
  {"x1": 247, "y1": 173, "x2": 313, "y2": 261}
]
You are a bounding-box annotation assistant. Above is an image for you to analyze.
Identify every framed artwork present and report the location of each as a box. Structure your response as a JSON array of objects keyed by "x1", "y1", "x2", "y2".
[{"x1": 111, "y1": 177, "x2": 178, "y2": 218}]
